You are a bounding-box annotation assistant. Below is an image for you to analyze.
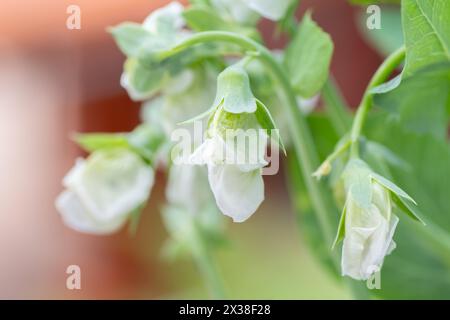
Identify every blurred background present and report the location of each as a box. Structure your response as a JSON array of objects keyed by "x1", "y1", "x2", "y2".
[{"x1": 0, "y1": 0, "x2": 387, "y2": 299}]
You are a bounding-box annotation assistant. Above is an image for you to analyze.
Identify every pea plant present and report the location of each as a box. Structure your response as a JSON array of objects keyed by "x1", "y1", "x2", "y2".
[{"x1": 56, "y1": 0, "x2": 450, "y2": 299}]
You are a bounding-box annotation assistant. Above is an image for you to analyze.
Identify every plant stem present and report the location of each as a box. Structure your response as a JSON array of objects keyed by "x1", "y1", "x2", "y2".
[
  {"x1": 322, "y1": 76, "x2": 352, "y2": 136},
  {"x1": 192, "y1": 222, "x2": 226, "y2": 299},
  {"x1": 350, "y1": 47, "x2": 406, "y2": 157},
  {"x1": 165, "y1": 31, "x2": 338, "y2": 244}
]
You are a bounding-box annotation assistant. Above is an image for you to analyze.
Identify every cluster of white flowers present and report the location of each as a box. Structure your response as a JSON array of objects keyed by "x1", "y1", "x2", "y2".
[{"x1": 55, "y1": 1, "x2": 422, "y2": 285}]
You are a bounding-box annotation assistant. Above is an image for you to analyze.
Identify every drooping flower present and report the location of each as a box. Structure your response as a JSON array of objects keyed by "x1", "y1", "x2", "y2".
[
  {"x1": 55, "y1": 148, "x2": 154, "y2": 234},
  {"x1": 185, "y1": 64, "x2": 272, "y2": 222},
  {"x1": 190, "y1": 129, "x2": 267, "y2": 222},
  {"x1": 334, "y1": 159, "x2": 423, "y2": 280},
  {"x1": 341, "y1": 180, "x2": 399, "y2": 280}
]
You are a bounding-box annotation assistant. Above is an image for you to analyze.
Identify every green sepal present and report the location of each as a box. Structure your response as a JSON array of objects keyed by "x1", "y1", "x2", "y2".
[
  {"x1": 332, "y1": 201, "x2": 347, "y2": 250},
  {"x1": 343, "y1": 159, "x2": 373, "y2": 210},
  {"x1": 215, "y1": 65, "x2": 257, "y2": 114},
  {"x1": 74, "y1": 133, "x2": 129, "y2": 152},
  {"x1": 255, "y1": 99, "x2": 286, "y2": 155},
  {"x1": 391, "y1": 192, "x2": 426, "y2": 225}
]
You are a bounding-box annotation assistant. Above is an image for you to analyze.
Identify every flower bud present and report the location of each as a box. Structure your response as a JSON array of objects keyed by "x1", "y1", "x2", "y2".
[
  {"x1": 342, "y1": 180, "x2": 398, "y2": 280},
  {"x1": 335, "y1": 159, "x2": 421, "y2": 280}
]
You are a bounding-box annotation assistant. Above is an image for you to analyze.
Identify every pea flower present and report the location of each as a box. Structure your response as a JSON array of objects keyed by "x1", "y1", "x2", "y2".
[
  {"x1": 334, "y1": 159, "x2": 423, "y2": 280},
  {"x1": 187, "y1": 65, "x2": 280, "y2": 222},
  {"x1": 55, "y1": 149, "x2": 154, "y2": 234},
  {"x1": 211, "y1": 0, "x2": 295, "y2": 23}
]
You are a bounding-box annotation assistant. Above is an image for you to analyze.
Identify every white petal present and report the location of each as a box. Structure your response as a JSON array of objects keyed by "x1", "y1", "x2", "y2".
[
  {"x1": 246, "y1": 0, "x2": 293, "y2": 21},
  {"x1": 230, "y1": 129, "x2": 268, "y2": 172},
  {"x1": 341, "y1": 193, "x2": 399, "y2": 280},
  {"x1": 143, "y1": 1, "x2": 185, "y2": 34},
  {"x1": 211, "y1": 0, "x2": 258, "y2": 24},
  {"x1": 166, "y1": 163, "x2": 211, "y2": 213},
  {"x1": 64, "y1": 149, "x2": 154, "y2": 223},
  {"x1": 190, "y1": 136, "x2": 225, "y2": 166},
  {"x1": 56, "y1": 190, "x2": 127, "y2": 234},
  {"x1": 208, "y1": 164, "x2": 264, "y2": 222}
]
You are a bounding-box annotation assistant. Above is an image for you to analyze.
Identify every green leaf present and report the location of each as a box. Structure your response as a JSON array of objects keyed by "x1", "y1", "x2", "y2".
[
  {"x1": 284, "y1": 11, "x2": 334, "y2": 98},
  {"x1": 402, "y1": 0, "x2": 450, "y2": 76},
  {"x1": 255, "y1": 99, "x2": 286, "y2": 154},
  {"x1": 363, "y1": 140, "x2": 410, "y2": 170},
  {"x1": 373, "y1": 63, "x2": 450, "y2": 139},
  {"x1": 74, "y1": 133, "x2": 129, "y2": 152},
  {"x1": 109, "y1": 23, "x2": 153, "y2": 57}
]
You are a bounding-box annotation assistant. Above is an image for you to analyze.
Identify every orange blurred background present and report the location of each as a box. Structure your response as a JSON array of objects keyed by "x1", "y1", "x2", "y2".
[{"x1": 0, "y1": 0, "x2": 382, "y2": 299}]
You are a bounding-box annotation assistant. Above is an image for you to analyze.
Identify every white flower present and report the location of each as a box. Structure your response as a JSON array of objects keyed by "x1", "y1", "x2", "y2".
[
  {"x1": 246, "y1": 0, "x2": 295, "y2": 21},
  {"x1": 212, "y1": 0, "x2": 294, "y2": 23},
  {"x1": 211, "y1": 0, "x2": 258, "y2": 24},
  {"x1": 341, "y1": 181, "x2": 399, "y2": 280},
  {"x1": 190, "y1": 130, "x2": 267, "y2": 222},
  {"x1": 142, "y1": 1, "x2": 184, "y2": 34},
  {"x1": 55, "y1": 149, "x2": 154, "y2": 234}
]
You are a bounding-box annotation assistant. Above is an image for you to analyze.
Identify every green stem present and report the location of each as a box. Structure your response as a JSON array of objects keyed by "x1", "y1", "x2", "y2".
[
  {"x1": 192, "y1": 222, "x2": 226, "y2": 299},
  {"x1": 350, "y1": 47, "x2": 406, "y2": 157},
  {"x1": 322, "y1": 76, "x2": 352, "y2": 136},
  {"x1": 164, "y1": 31, "x2": 338, "y2": 247}
]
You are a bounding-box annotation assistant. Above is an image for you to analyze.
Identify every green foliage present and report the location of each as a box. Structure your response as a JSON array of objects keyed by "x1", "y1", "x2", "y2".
[
  {"x1": 402, "y1": 0, "x2": 450, "y2": 77},
  {"x1": 374, "y1": 63, "x2": 450, "y2": 139},
  {"x1": 284, "y1": 12, "x2": 334, "y2": 98}
]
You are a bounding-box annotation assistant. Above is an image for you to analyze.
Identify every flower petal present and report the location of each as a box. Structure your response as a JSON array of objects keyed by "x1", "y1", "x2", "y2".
[
  {"x1": 166, "y1": 163, "x2": 211, "y2": 213},
  {"x1": 56, "y1": 191, "x2": 127, "y2": 234},
  {"x1": 208, "y1": 164, "x2": 264, "y2": 222}
]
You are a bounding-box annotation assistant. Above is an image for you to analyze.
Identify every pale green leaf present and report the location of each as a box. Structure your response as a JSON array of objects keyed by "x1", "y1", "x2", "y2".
[{"x1": 284, "y1": 11, "x2": 333, "y2": 98}]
